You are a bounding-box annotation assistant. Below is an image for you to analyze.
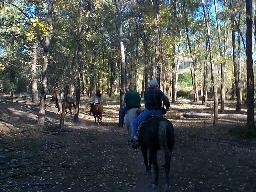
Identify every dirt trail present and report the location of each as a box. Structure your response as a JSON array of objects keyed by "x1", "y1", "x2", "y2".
[{"x1": 1, "y1": 98, "x2": 256, "y2": 192}]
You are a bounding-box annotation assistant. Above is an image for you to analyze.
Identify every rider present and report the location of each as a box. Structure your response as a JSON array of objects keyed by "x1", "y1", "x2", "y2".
[
  {"x1": 123, "y1": 84, "x2": 141, "y2": 133},
  {"x1": 131, "y1": 79, "x2": 170, "y2": 148},
  {"x1": 124, "y1": 84, "x2": 141, "y2": 111},
  {"x1": 90, "y1": 90, "x2": 102, "y2": 115}
]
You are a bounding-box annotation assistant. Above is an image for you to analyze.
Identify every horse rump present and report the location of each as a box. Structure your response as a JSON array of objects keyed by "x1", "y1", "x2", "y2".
[
  {"x1": 138, "y1": 116, "x2": 174, "y2": 191},
  {"x1": 91, "y1": 103, "x2": 103, "y2": 124},
  {"x1": 139, "y1": 116, "x2": 174, "y2": 146}
]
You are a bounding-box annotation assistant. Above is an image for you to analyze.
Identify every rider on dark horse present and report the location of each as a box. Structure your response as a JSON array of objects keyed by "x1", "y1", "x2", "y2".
[
  {"x1": 90, "y1": 90, "x2": 102, "y2": 115},
  {"x1": 131, "y1": 79, "x2": 170, "y2": 148},
  {"x1": 122, "y1": 84, "x2": 141, "y2": 138}
]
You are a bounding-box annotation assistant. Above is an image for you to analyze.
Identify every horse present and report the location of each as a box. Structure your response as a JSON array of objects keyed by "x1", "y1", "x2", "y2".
[
  {"x1": 63, "y1": 95, "x2": 76, "y2": 114},
  {"x1": 52, "y1": 90, "x2": 76, "y2": 114},
  {"x1": 91, "y1": 103, "x2": 103, "y2": 124},
  {"x1": 123, "y1": 108, "x2": 141, "y2": 139},
  {"x1": 138, "y1": 116, "x2": 175, "y2": 192}
]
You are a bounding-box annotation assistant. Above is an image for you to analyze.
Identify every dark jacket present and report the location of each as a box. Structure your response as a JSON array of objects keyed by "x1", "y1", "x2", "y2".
[
  {"x1": 124, "y1": 91, "x2": 141, "y2": 109},
  {"x1": 144, "y1": 87, "x2": 170, "y2": 110}
]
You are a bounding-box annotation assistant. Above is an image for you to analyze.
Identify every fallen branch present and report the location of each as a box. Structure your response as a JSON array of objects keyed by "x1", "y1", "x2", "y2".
[{"x1": 183, "y1": 112, "x2": 256, "y2": 122}]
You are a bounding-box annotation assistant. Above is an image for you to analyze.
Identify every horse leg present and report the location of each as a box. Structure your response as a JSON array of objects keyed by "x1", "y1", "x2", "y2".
[
  {"x1": 69, "y1": 104, "x2": 72, "y2": 114},
  {"x1": 97, "y1": 115, "x2": 100, "y2": 126},
  {"x1": 164, "y1": 150, "x2": 171, "y2": 192},
  {"x1": 141, "y1": 145, "x2": 150, "y2": 172},
  {"x1": 150, "y1": 149, "x2": 158, "y2": 187}
]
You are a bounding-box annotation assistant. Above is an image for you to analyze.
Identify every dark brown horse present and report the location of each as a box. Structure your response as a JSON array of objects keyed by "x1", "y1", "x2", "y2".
[
  {"x1": 63, "y1": 96, "x2": 76, "y2": 114},
  {"x1": 138, "y1": 116, "x2": 175, "y2": 192},
  {"x1": 52, "y1": 84, "x2": 76, "y2": 114},
  {"x1": 91, "y1": 103, "x2": 103, "y2": 124}
]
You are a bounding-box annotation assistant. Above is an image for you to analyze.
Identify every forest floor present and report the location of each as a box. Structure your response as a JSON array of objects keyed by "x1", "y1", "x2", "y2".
[{"x1": 0, "y1": 95, "x2": 256, "y2": 192}]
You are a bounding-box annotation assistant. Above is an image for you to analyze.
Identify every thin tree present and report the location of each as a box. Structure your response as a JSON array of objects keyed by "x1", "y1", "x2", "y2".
[
  {"x1": 114, "y1": 0, "x2": 127, "y2": 126},
  {"x1": 31, "y1": 41, "x2": 39, "y2": 103},
  {"x1": 214, "y1": 0, "x2": 226, "y2": 112},
  {"x1": 202, "y1": 0, "x2": 218, "y2": 124},
  {"x1": 152, "y1": 0, "x2": 161, "y2": 84},
  {"x1": 38, "y1": 1, "x2": 53, "y2": 126}
]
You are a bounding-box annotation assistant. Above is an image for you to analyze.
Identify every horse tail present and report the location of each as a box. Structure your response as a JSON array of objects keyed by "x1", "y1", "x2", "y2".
[{"x1": 158, "y1": 120, "x2": 169, "y2": 152}]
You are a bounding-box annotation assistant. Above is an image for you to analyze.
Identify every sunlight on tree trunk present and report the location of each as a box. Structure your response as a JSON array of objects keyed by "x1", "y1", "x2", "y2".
[{"x1": 31, "y1": 42, "x2": 38, "y2": 103}]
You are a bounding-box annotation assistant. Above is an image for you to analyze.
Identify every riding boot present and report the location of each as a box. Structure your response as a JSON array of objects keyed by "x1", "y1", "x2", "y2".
[{"x1": 131, "y1": 136, "x2": 140, "y2": 149}]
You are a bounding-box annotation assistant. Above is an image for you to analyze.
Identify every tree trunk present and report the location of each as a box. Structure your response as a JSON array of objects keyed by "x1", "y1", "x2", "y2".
[
  {"x1": 246, "y1": 0, "x2": 255, "y2": 130},
  {"x1": 214, "y1": 0, "x2": 225, "y2": 112},
  {"x1": 142, "y1": 26, "x2": 149, "y2": 95},
  {"x1": 152, "y1": 0, "x2": 161, "y2": 84},
  {"x1": 232, "y1": 21, "x2": 242, "y2": 112},
  {"x1": 38, "y1": 44, "x2": 49, "y2": 126},
  {"x1": 74, "y1": 0, "x2": 85, "y2": 123},
  {"x1": 31, "y1": 42, "x2": 39, "y2": 103},
  {"x1": 114, "y1": 0, "x2": 126, "y2": 126},
  {"x1": 203, "y1": 0, "x2": 218, "y2": 124},
  {"x1": 108, "y1": 57, "x2": 116, "y2": 97},
  {"x1": 185, "y1": 27, "x2": 199, "y2": 102},
  {"x1": 202, "y1": 40, "x2": 209, "y2": 105},
  {"x1": 171, "y1": 45, "x2": 178, "y2": 103},
  {"x1": 38, "y1": 2, "x2": 53, "y2": 126}
]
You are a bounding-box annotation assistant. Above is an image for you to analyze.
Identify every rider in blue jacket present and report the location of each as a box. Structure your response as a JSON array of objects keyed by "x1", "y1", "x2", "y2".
[{"x1": 131, "y1": 79, "x2": 170, "y2": 148}]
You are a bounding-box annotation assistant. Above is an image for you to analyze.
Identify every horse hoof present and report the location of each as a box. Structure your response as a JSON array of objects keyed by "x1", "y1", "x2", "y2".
[
  {"x1": 151, "y1": 184, "x2": 158, "y2": 191},
  {"x1": 164, "y1": 184, "x2": 170, "y2": 192},
  {"x1": 146, "y1": 170, "x2": 151, "y2": 177}
]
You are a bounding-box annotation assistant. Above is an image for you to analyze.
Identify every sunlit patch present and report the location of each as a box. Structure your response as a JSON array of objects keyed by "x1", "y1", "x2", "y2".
[{"x1": 8, "y1": 107, "x2": 37, "y2": 120}]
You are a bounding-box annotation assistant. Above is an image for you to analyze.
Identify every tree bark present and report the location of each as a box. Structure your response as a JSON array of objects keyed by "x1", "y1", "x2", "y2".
[
  {"x1": 31, "y1": 42, "x2": 39, "y2": 103},
  {"x1": 114, "y1": 0, "x2": 126, "y2": 126},
  {"x1": 232, "y1": 16, "x2": 242, "y2": 112},
  {"x1": 171, "y1": 45, "x2": 178, "y2": 103},
  {"x1": 152, "y1": 0, "x2": 161, "y2": 84},
  {"x1": 214, "y1": 0, "x2": 225, "y2": 112},
  {"x1": 74, "y1": 0, "x2": 85, "y2": 123},
  {"x1": 185, "y1": 27, "x2": 199, "y2": 102},
  {"x1": 38, "y1": 1, "x2": 53, "y2": 126},
  {"x1": 202, "y1": 0, "x2": 218, "y2": 124},
  {"x1": 246, "y1": 0, "x2": 255, "y2": 130}
]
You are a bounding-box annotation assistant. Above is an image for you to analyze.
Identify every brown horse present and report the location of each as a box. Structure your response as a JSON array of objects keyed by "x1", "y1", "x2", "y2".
[
  {"x1": 63, "y1": 96, "x2": 76, "y2": 114},
  {"x1": 52, "y1": 84, "x2": 76, "y2": 114},
  {"x1": 91, "y1": 103, "x2": 103, "y2": 124}
]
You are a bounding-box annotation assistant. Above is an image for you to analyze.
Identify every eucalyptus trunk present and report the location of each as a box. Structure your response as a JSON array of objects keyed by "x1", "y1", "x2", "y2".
[
  {"x1": 143, "y1": 31, "x2": 149, "y2": 94},
  {"x1": 31, "y1": 42, "x2": 39, "y2": 103},
  {"x1": 203, "y1": 0, "x2": 218, "y2": 124},
  {"x1": 171, "y1": 45, "x2": 178, "y2": 103},
  {"x1": 232, "y1": 19, "x2": 242, "y2": 112},
  {"x1": 185, "y1": 27, "x2": 199, "y2": 102},
  {"x1": 38, "y1": 1, "x2": 53, "y2": 126},
  {"x1": 202, "y1": 40, "x2": 209, "y2": 105},
  {"x1": 114, "y1": 0, "x2": 126, "y2": 126},
  {"x1": 73, "y1": 0, "x2": 83, "y2": 123},
  {"x1": 152, "y1": 0, "x2": 161, "y2": 84},
  {"x1": 214, "y1": 0, "x2": 225, "y2": 112}
]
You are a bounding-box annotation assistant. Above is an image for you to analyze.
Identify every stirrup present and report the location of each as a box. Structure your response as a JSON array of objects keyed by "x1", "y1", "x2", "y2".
[{"x1": 131, "y1": 139, "x2": 140, "y2": 149}]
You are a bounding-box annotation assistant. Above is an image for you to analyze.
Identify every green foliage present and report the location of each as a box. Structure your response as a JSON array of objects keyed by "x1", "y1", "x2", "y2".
[
  {"x1": 176, "y1": 90, "x2": 193, "y2": 99},
  {"x1": 2, "y1": 80, "x2": 15, "y2": 93},
  {"x1": 178, "y1": 72, "x2": 192, "y2": 87},
  {"x1": 0, "y1": 0, "x2": 252, "y2": 107},
  {"x1": 229, "y1": 125, "x2": 256, "y2": 139},
  {"x1": 16, "y1": 77, "x2": 28, "y2": 93}
]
